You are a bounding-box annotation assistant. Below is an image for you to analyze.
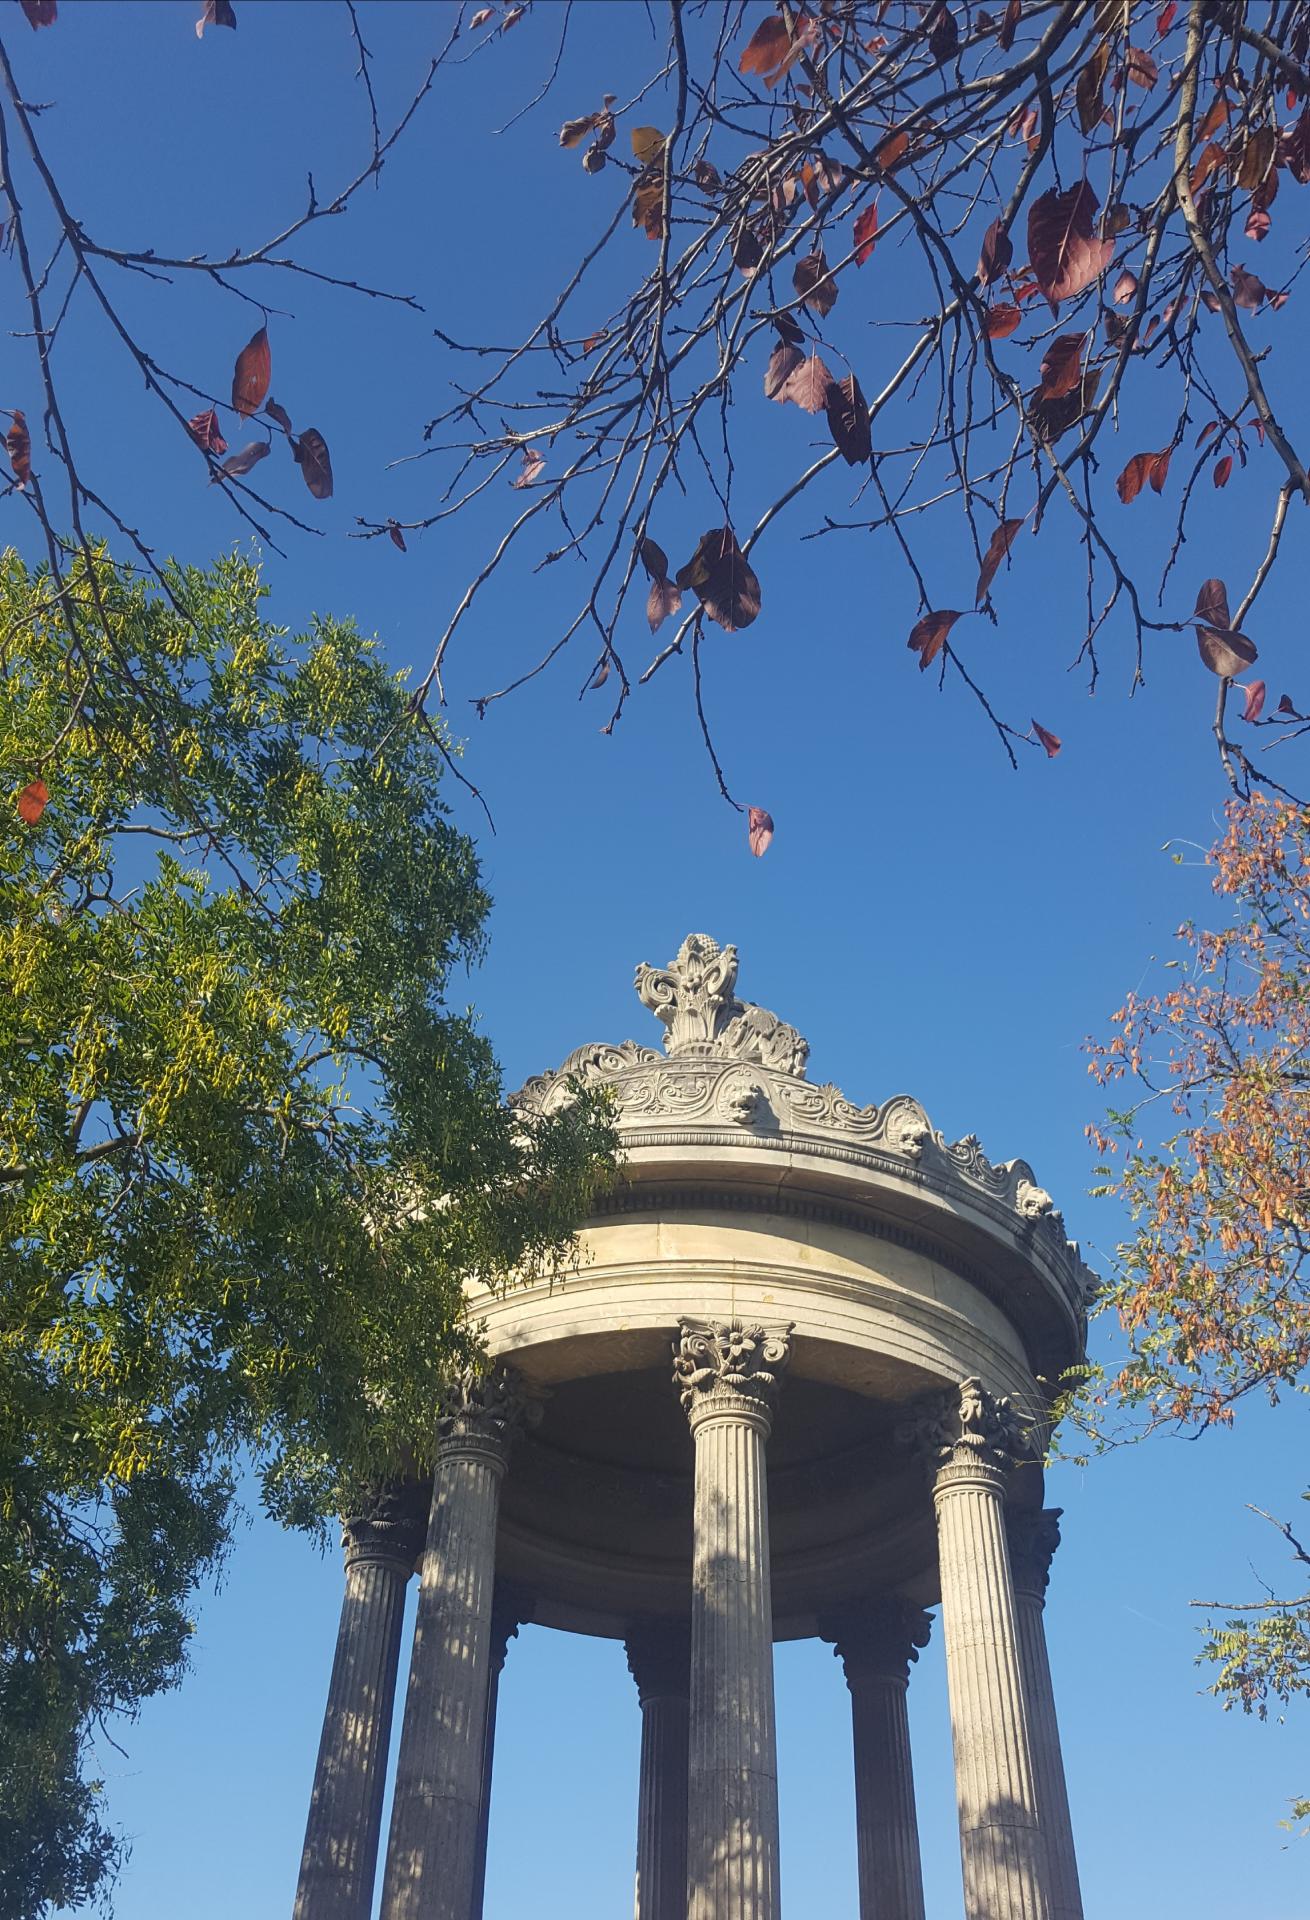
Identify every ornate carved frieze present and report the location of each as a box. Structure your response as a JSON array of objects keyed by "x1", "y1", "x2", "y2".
[
  {"x1": 673, "y1": 1317, "x2": 793, "y2": 1425},
  {"x1": 819, "y1": 1595, "x2": 934, "y2": 1688},
  {"x1": 436, "y1": 1362, "x2": 544, "y2": 1455},
  {"x1": 899, "y1": 1376, "x2": 1032, "y2": 1489},
  {"x1": 624, "y1": 1616, "x2": 693, "y2": 1703},
  {"x1": 635, "y1": 932, "x2": 809, "y2": 1074},
  {"x1": 1006, "y1": 1506, "x2": 1063, "y2": 1601},
  {"x1": 341, "y1": 1480, "x2": 429, "y2": 1573}
]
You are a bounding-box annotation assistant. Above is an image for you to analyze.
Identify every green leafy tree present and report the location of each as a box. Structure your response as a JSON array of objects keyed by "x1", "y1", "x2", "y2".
[{"x1": 0, "y1": 547, "x2": 616, "y2": 1916}]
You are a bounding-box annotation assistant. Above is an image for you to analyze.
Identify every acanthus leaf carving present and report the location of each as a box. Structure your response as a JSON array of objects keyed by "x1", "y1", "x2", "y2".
[
  {"x1": 635, "y1": 933, "x2": 809, "y2": 1075},
  {"x1": 672, "y1": 1316, "x2": 793, "y2": 1422}
]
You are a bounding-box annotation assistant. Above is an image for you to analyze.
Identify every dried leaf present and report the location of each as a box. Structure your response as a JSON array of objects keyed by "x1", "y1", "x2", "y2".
[
  {"x1": 1076, "y1": 40, "x2": 1111, "y2": 133},
  {"x1": 907, "y1": 608, "x2": 961, "y2": 670},
  {"x1": 630, "y1": 126, "x2": 666, "y2": 167},
  {"x1": 977, "y1": 217, "x2": 1013, "y2": 286},
  {"x1": 1124, "y1": 45, "x2": 1158, "y2": 88},
  {"x1": 1277, "y1": 694, "x2": 1301, "y2": 717},
  {"x1": 1230, "y1": 263, "x2": 1271, "y2": 310},
  {"x1": 1281, "y1": 107, "x2": 1310, "y2": 184},
  {"x1": 853, "y1": 201, "x2": 880, "y2": 266},
  {"x1": 694, "y1": 158, "x2": 722, "y2": 194},
  {"x1": 291, "y1": 427, "x2": 333, "y2": 500},
  {"x1": 211, "y1": 440, "x2": 270, "y2": 481},
  {"x1": 1157, "y1": 0, "x2": 1178, "y2": 31},
  {"x1": 975, "y1": 518, "x2": 1023, "y2": 604},
  {"x1": 985, "y1": 303, "x2": 1022, "y2": 339},
  {"x1": 1113, "y1": 268, "x2": 1138, "y2": 303},
  {"x1": 186, "y1": 408, "x2": 227, "y2": 455},
  {"x1": 1236, "y1": 125, "x2": 1277, "y2": 191},
  {"x1": 1197, "y1": 93, "x2": 1230, "y2": 141},
  {"x1": 999, "y1": 0, "x2": 1021, "y2": 50},
  {"x1": 633, "y1": 179, "x2": 665, "y2": 240},
  {"x1": 1196, "y1": 624, "x2": 1257, "y2": 677},
  {"x1": 1038, "y1": 332, "x2": 1087, "y2": 399},
  {"x1": 1031, "y1": 719, "x2": 1061, "y2": 757},
  {"x1": 640, "y1": 536, "x2": 683, "y2": 634},
  {"x1": 1116, "y1": 447, "x2": 1170, "y2": 502},
  {"x1": 559, "y1": 113, "x2": 599, "y2": 149},
  {"x1": 1027, "y1": 364, "x2": 1102, "y2": 441},
  {"x1": 764, "y1": 340, "x2": 804, "y2": 399},
  {"x1": 501, "y1": 5, "x2": 525, "y2": 28},
  {"x1": 20, "y1": 0, "x2": 57, "y2": 25},
  {"x1": 1239, "y1": 680, "x2": 1267, "y2": 722},
  {"x1": 733, "y1": 222, "x2": 765, "y2": 273},
  {"x1": 6, "y1": 410, "x2": 30, "y2": 489},
  {"x1": 776, "y1": 351, "x2": 836, "y2": 412},
  {"x1": 586, "y1": 657, "x2": 610, "y2": 692},
  {"x1": 582, "y1": 144, "x2": 607, "y2": 175},
  {"x1": 1213, "y1": 453, "x2": 1233, "y2": 488},
  {"x1": 825, "y1": 373, "x2": 871, "y2": 465},
  {"x1": 387, "y1": 520, "x2": 407, "y2": 552},
  {"x1": 773, "y1": 311, "x2": 805, "y2": 348},
  {"x1": 264, "y1": 397, "x2": 293, "y2": 435},
  {"x1": 876, "y1": 128, "x2": 909, "y2": 171},
  {"x1": 1028, "y1": 180, "x2": 1114, "y2": 309},
  {"x1": 794, "y1": 248, "x2": 838, "y2": 317},
  {"x1": 1189, "y1": 140, "x2": 1226, "y2": 194},
  {"x1": 469, "y1": 6, "x2": 494, "y2": 25},
  {"x1": 676, "y1": 527, "x2": 761, "y2": 632},
  {"x1": 17, "y1": 778, "x2": 48, "y2": 822},
  {"x1": 231, "y1": 325, "x2": 270, "y2": 418},
  {"x1": 1195, "y1": 578, "x2": 1232, "y2": 628},
  {"x1": 747, "y1": 805, "x2": 774, "y2": 857},
  {"x1": 739, "y1": 14, "x2": 791, "y2": 78},
  {"x1": 927, "y1": 1, "x2": 959, "y2": 64},
  {"x1": 511, "y1": 446, "x2": 546, "y2": 490},
  {"x1": 196, "y1": 0, "x2": 235, "y2": 36}
]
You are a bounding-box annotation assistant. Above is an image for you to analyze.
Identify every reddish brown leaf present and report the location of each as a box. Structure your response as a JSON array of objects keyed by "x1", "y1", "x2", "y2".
[
  {"x1": 1195, "y1": 578, "x2": 1232, "y2": 627},
  {"x1": 1031, "y1": 719, "x2": 1061, "y2": 757},
  {"x1": 927, "y1": 1, "x2": 959, "y2": 63},
  {"x1": 985, "y1": 303, "x2": 1022, "y2": 339},
  {"x1": 20, "y1": 0, "x2": 57, "y2": 25},
  {"x1": 511, "y1": 446, "x2": 546, "y2": 489},
  {"x1": 764, "y1": 340, "x2": 805, "y2": 400},
  {"x1": 1149, "y1": 444, "x2": 1173, "y2": 492},
  {"x1": 1239, "y1": 679, "x2": 1267, "y2": 722},
  {"x1": 1076, "y1": 41, "x2": 1110, "y2": 133},
  {"x1": 747, "y1": 805, "x2": 774, "y2": 857},
  {"x1": 1230, "y1": 263, "x2": 1272, "y2": 310},
  {"x1": 387, "y1": 520, "x2": 407, "y2": 552},
  {"x1": 633, "y1": 179, "x2": 665, "y2": 240},
  {"x1": 264, "y1": 397, "x2": 293, "y2": 435},
  {"x1": 907, "y1": 608, "x2": 961, "y2": 670},
  {"x1": 1236, "y1": 125, "x2": 1277, "y2": 191},
  {"x1": 853, "y1": 201, "x2": 880, "y2": 266},
  {"x1": 1213, "y1": 453, "x2": 1234, "y2": 489},
  {"x1": 977, "y1": 217, "x2": 1014, "y2": 286},
  {"x1": 586, "y1": 657, "x2": 611, "y2": 691},
  {"x1": 469, "y1": 6, "x2": 493, "y2": 24},
  {"x1": 196, "y1": 0, "x2": 235, "y2": 36},
  {"x1": 231, "y1": 326, "x2": 270, "y2": 418},
  {"x1": 1027, "y1": 364, "x2": 1102, "y2": 442},
  {"x1": 1277, "y1": 694, "x2": 1301, "y2": 717},
  {"x1": 1038, "y1": 332, "x2": 1087, "y2": 399},
  {"x1": 1157, "y1": 0, "x2": 1178, "y2": 31},
  {"x1": 502, "y1": 6, "x2": 525, "y2": 28},
  {"x1": 776, "y1": 351, "x2": 836, "y2": 412},
  {"x1": 186, "y1": 408, "x2": 227, "y2": 456},
  {"x1": 291, "y1": 428, "x2": 333, "y2": 500},
  {"x1": 212, "y1": 440, "x2": 270, "y2": 481},
  {"x1": 825, "y1": 373, "x2": 871, "y2": 465},
  {"x1": 1250, "y1": 416, "x2": 1266, "y2": 446},
  {"x1": 1197, "y1": 93, "x2": 1230, "y2": 141},
  {"x1": 1125, "y1": 45, "x2": 1158, "y2": 88},
  {"x1": 1281, "y1": 107, "x2": 1310, "y2": 184},
  {"x1": 1028, "y1": 180, "x2": 1114, "y2": 309},
  {"x1": 1116, "y1": 447, "x2": 1171, "y2": 502},
  {"x1": 1197, "y1": 624, "x2": 1256, "y2": 677},
  {"x1": 876, "y1": 128, "x2": 909, "y2": 171},
  {"x1": 17, "y1": 778, "x2": 48, "y2": 823},
  {"x1": 6, "y1": 410, "x2": 30, "y2": 489},
  {"x1": 639, "y1": 536, "x2": 683, "y2": 634},
  {"x1": 738, "y1": 11, "x2": 815, "y2": 86},
  {"x1": 794, "y1": 248, "x2": 838, "y2": 317},
  {"x1": 1113, "y1": 268, "x2": 1138, "y2": 303},
  {"x1": 1189, "y1": 140, "x2": 1226, "y2": 195},
  {"x1": 1246, "y1": 201, "x2": 1272, "y2": 243},
  {"x1": 676, "y1": 527, "x2": 761, "y2": 632},
  {"x1": 1196, "y1": 420, "x2": 1221, "y2": 449},
  {"x1": 733, "y1": 222, "x2": 765, "y2": 273},
  {"x1": 975, "y1": 519, "x2": 1023, "y2": 604}
]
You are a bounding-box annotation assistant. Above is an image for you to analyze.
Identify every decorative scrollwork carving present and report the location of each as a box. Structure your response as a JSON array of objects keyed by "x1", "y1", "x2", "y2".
[
  {"x1": 341, "y1": 1481, "x2": 428, "y2": 1573},
  {"x1": 672, "y1": 1317, "x2": 793, "y2": 1422},
  {"x1": 437, "y1": 1362, "x2": 544, "y2": 1453},
  {"x1": 898, "y1": 1375, "x2": 1031, "y2": 1485},
  {"x1": 635, "y1": 933, "x2": 809, "y2": 1075}
]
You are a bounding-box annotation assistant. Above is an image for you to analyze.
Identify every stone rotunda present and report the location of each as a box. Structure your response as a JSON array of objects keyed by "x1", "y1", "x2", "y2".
[{"x1": 292, "y1": 934, "x2": 1095, "y2": 1920}]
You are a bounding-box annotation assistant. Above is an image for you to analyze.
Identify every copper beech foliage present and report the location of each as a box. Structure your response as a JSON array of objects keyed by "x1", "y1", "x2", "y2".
[{"x1": 6, "y1": 2, "x2": 1310, "y2": 856}]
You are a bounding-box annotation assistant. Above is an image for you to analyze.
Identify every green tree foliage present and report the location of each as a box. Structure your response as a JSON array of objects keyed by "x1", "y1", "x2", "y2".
[{"x1": 0, "y1": 547, "x2": 616, "y2": 1915}]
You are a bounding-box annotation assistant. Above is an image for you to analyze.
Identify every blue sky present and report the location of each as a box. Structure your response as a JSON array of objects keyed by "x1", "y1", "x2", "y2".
[{"x1": 6, "y1": 3, "x2": 1308, "y2": 1915}]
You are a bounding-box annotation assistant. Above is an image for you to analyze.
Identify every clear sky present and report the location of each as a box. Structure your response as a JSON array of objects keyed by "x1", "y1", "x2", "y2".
[{"x1": 6, "y1": 4, "x2": 1308, "y2": 1916}]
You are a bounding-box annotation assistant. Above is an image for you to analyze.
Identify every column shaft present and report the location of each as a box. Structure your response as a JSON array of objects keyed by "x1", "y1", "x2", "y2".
[
  {"x1": 850, "y1": 1677, "x2": 925, "y2": 1920},
  {"x1": 687, "y1": 1406, "x2": 780, "y2": 1920},
  {"x1": 293, "y1": 1551, "x2": 411, "y2": 1920},
  {"x1": 1009, "y1": 1512, "x2": 1083, "y2": 1920},
  {"x1": 636, "y1": 1693, "x2": 691, "y2": 1920}
]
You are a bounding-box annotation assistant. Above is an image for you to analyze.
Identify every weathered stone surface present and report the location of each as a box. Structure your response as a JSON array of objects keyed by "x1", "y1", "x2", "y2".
[{"x1": 1008, "y1": 1509, "x2": 1084, "y2": 1920}]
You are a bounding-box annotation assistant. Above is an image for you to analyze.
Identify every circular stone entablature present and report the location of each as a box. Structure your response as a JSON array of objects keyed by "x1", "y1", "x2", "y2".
[{"x1": 480, "y1": 934, "x2": 1093, "y2": 1639}]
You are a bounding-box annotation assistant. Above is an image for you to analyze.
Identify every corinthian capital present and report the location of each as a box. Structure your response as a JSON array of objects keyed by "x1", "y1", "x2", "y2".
[
  {"x1": 819, "y1": 1595, "x2": 933, "y2": 1688},
  {"x1": 1006, "y1": 1506, "x2": 1063, "y2": 1600},
  {"x1": 899, "y1": 1375, "x2": 1031, "y2": 1487},
  {"x1": 436, "y1": 1361, "x2": 544, "y2": 1455},
  {"x1": 341, "y1": 1480, "x2": 428, "y2": 1574},
  {"x1": 673, "y1": 1317, "x2": 793, "y2": 1428}
]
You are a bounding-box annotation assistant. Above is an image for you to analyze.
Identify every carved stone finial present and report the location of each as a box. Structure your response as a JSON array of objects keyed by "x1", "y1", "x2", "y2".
[
  {"x1": 625, "y1": 1616, "x2": 693, "y2": 1703},
  {"x1": 1006, "y1": 1507, "x2": 1063, "y2": 1601},
  {"x1": 819, "y1": 1596, "x2": 933, "y2": 1688},
  {"x1": 634, "y1": 933, "x2": 809, "y2": 1076},
  {"x1": 436, "y1": 1361, "x2": 544, "y2": 1456},
  {"x1": 341, "y1": 1480, "x2": 429, "y2": 1574},
  {"x1": 898, "y1": 1376, "x2": 1030, "y2": 1488},
  {"x1": 672, "y1": 1317, "x2": 793, "y2": 1428}
]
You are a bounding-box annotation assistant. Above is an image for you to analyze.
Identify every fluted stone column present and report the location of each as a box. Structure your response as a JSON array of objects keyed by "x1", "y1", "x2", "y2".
[
  {"x1": 906, "y1": 1377, "x2": 1050, "y2": 1920},
  {"x1": 293, "y1": 1486, "x2": 427, "y2": 1920},
  {"x1": 625, "y1": 1617, "x2": 692, "y2": 1920},
  {"x1": 379, "y1": 1365, "x2": 540, "y2": 1920},
  {"x1": 819, "y1": 1597, "x2": 932, "y2": 1920},
  {"x1": 469, "y1": 1582, "x2": 534, "y2": 1920},
  {"x1": 674, "y1": 1317, "x2": 792, "y2": 1920},
  {"x1": 1007, "y1": 1510, "x2": 1083, "y2": 1920}
]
